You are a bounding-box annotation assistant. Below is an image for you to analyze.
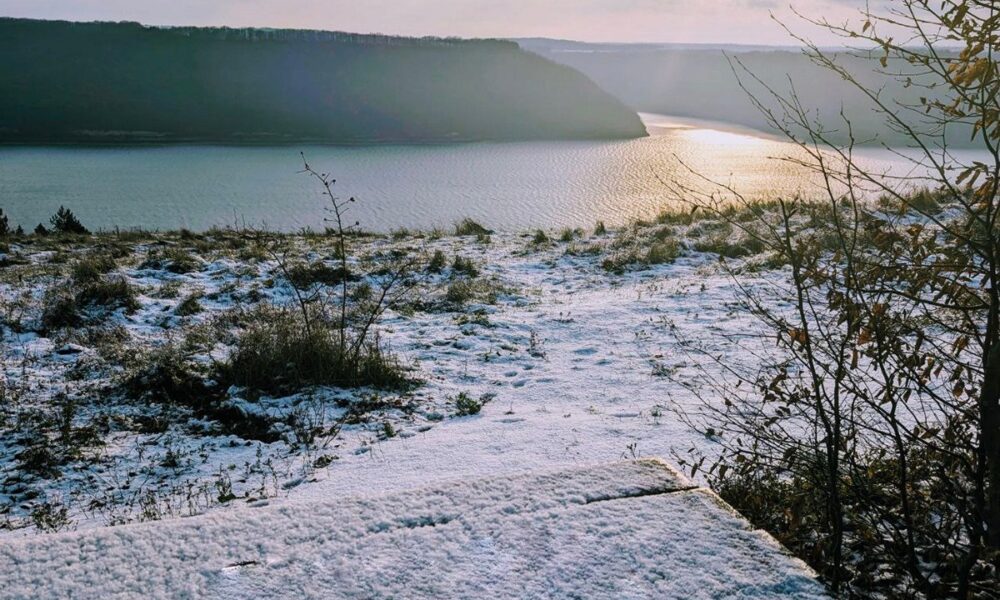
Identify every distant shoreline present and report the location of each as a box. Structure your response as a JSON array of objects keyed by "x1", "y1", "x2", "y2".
[{"x1": 0, "y1": 131, "x2": 649, "y2": 149}]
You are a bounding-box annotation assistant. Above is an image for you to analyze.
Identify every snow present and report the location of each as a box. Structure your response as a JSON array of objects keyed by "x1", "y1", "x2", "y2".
[
  {"x1": 289, "y1": 240, "x2": 780, "y2": 503},
  {"x1": 0, "y1": 228, "x2": 824, "y2": 595},
  {"x1": 1, "y1": 231, "x2": 783, "y2": 536},
  {"x1": 0, "y1": 459, "x2": 826, "y2": 599}
]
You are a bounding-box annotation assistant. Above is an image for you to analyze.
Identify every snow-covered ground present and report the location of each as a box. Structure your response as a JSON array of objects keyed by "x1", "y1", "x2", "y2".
[
  {"x1": 300, "y1": 237, "x2": 769, "y2": 501},
  {"x1": 0, "y1": 226, "x2": 783, "y2": 538},
  {"x1": 1, "y1": 459, "x2": 827, "y2": 599}
]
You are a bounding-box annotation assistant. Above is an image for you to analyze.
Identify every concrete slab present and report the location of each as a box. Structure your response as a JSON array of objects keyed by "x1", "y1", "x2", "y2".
[{"x1": 0, "y1": 459, "x2": 827, "y2": 599}]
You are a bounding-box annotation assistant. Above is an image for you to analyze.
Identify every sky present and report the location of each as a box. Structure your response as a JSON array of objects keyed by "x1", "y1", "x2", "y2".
[{"x1": 0, "y1": 0, "x2": 877, "y2": 45}]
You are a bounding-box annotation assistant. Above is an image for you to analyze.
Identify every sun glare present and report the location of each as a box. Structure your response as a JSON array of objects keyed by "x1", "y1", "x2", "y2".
[{"x1": 681, "y1": 127, "x2": 767, "y2": 148}]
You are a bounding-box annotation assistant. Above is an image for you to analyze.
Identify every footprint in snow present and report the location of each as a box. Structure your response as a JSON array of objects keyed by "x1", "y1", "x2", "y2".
[{"x1": 573, "y1": 347, "x2": 598, "y2": 356}]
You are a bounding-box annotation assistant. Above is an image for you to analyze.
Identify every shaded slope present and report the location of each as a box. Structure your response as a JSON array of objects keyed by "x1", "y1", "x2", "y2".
[
  {"x1": 0, "y1": 19, "x2": 647, "y2": 144},
  {"x1": 519, "y1": 39, "x2": 974, "y2": 147}
]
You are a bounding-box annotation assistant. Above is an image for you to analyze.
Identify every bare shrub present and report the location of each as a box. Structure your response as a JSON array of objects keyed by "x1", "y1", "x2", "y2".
[
  {"x1": 671, "y1": 2, "x2": 1000, "y2": 596},
  {"x1": 228, "y1": 155, "x2": 421, "y2": 395}
]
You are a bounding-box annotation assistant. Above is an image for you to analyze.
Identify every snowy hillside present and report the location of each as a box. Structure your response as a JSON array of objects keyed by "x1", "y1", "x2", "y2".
[{"x1": 0, "y1": 216, "x2": 823, "y2": 597}]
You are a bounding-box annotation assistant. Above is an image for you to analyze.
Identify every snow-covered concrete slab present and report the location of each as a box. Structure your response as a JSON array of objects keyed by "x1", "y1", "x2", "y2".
[{"x1": 0, "y1": 459, "x2": 826, "y2": 599}]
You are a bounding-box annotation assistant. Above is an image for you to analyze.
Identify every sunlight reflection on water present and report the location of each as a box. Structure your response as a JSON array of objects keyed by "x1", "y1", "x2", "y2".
[{"x1": 0, "y1": 114, "x2": 984, "y2": 232}]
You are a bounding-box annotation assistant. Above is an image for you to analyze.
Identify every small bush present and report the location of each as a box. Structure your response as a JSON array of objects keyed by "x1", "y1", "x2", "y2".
[
  {"x1": 225, "y1": 312, "x2": 409, "y2": 394},
  {"x1": 646, "y1": 239, "x2": 683, "y2": 265},
  {"x1": 879, "y1": 189, "x2": 948, "y2": 215},
  {"x1": 451, "y1": 255, "x2": 480, "y2": 278},
  {"x1": 594, "y1": 221, "x2": 607, "y2": 236},
  {"x1": 125, "y1": 342, "x2": 280, "y2": 441},
  {"x1": 41, "y1": 288, "x2": 82, "y2": 330},
  {"x1": 427, "y1": 250, "x2": 447, "y2": 273},
  {"x1": 601, "y1": 229, "x2": 685, "y2": 273},
  {"x1": 111, "y1": 228, "x2": 151, "y2": 243},
  {"x1": 286, "y1": 262, "x2": 353, "y2": 288},
  {"x1": 140, "y1": 247, "x2": 201, "y2": 274},
  {"x1": 600, "y1": 255, "x2": 631, "y2": 274},
  {"x1": 655, "y1": 208, "x2": 697, "y2": 226},
  {"x1": 0, "y1": 208, "x2": 9, "y2": 237},
  {"x1": 125, "y1": 343, "x2": 215, "y2": 407},
  {"x1": 50, "y1": 206, "x2": 89, "y2": 235},
  {"x1": 76, "y1": 276, "x2": 140, "y2": 313},
  {"x1": 34, "y1": 223, "x2": 49, "y2": 236},
  {"x1": 31, "y1": 500, "x2": 71, "y2": 532},
  {"x1": 559, "y1": 228, "x2": 577, "y2": 242},
  {"x1": 15, "y1": 438, "x2": 62, "y2": 479},
  {"x1": 454, "y1": 218, "x2": 492, "y2": 237},
  {"x1": 350, "y1": 282, "x2": 373, "y2": 302},
  {"x1": 175, "y1": 293, "x2": 203, "y2": 316},
  {"x1": 445, "y1": 279, "x2": 501, "y2": 306},
  {"x1": 166, "y1": 248, "x2": 201, "y2": 274},
  {"x1": 446, "y1": 280, "x2": 476, "y2": 304},
  {"x1": 693, "y1": 235, "x2": 766, "y2": 258},
  {"x1": 452, "y1": 392, "x2": 493, "y2": 416},
  {"x1": 71, "y1": 253, "x2": 117, "y2": 285},
  {"x1": 155, "y1": 280, "x2": 183, "y2": 299},
  {"x1": 532, "y1": 230, "x2": 550, "y2": 245}
]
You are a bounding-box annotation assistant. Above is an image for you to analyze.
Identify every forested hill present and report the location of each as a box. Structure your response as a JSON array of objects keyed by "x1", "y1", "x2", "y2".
[{"x1": 0, "y1": 19, "x2": 647, "y2": 144}]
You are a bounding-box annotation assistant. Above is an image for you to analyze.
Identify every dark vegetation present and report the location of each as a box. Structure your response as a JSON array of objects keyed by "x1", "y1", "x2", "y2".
[
  {"x1": 40, "y1": 245, "x2": 140, "y2": 331},
  {"x1": 224, "y1": 309, "x2": 409, "y2": 394},
  {"x1": 0, "y1": 18, "x2": 646, "y2": 144},
  {"x1": 0, "y1": 206, "x2": 88, "y2": 242},
  {"x1": 49, "y1": 206, "x2": 89, "y2": 235},
  {"x1": 451, "y1": 392, "x2": 493, "y2": 417},
  {"x1": 453, "y1": 219, "x2": 493, "y2": 237}
]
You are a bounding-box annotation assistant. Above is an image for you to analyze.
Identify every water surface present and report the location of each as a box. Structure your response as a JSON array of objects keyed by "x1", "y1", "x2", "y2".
[{"x1": 0, "y1": 114, "x2": 978, "y2": 232}]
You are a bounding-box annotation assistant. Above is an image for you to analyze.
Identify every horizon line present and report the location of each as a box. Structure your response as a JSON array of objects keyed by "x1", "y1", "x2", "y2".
[{"x1": 1, "y1": 15, "x2": 813, "y2": 49}]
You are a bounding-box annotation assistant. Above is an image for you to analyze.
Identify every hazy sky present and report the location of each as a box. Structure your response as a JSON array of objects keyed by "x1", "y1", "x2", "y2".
[{"x1": 0, "y1": 0, "x2": 875, "y2": 45}]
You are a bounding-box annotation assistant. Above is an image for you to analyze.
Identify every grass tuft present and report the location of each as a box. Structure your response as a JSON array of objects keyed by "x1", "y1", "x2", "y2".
[
  {"x1": 224, "y1": 311, "x2": 410, "y2": 394},
  {"x1": 454, "y1": 218, "x2": 493, "y2": 237},
  {"x1": 451, "y1": 255, "x2": 480, "y2": 278}
]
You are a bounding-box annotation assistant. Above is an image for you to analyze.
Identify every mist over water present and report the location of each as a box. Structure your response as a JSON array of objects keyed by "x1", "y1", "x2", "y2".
[{"x1": 0, "y1": 114, "x2": 982, "y2": 233}]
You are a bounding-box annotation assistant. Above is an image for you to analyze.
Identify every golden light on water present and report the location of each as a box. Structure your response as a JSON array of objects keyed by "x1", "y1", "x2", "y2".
[{"x1": 679, "y1": 127, "x2": 770, "y2": 148}]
